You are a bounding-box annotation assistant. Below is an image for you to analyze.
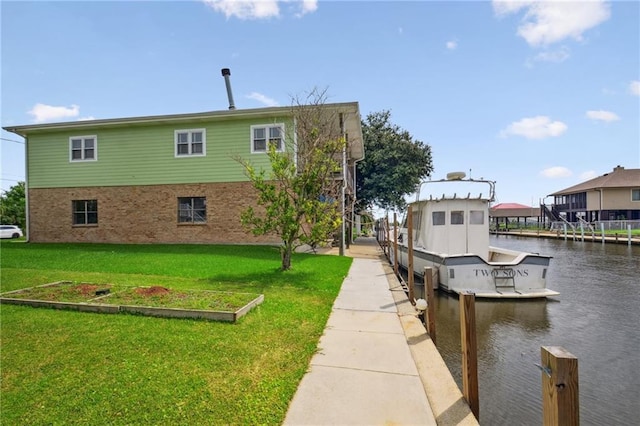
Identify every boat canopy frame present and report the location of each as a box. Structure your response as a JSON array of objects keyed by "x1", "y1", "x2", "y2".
[{"x1": 413, "y1": 175, "x2": 496, "y2": 204}]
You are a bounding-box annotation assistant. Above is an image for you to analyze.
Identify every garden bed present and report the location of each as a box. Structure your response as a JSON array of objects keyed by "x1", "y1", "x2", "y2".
[{"x1": 0, "y1": 281, "x2": 263, "y2": 322}]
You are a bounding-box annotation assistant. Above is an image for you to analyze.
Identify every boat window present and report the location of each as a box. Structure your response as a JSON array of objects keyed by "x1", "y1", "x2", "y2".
[
  {"x1": 451, "y1": 211, "x2": 464, "y2": 225},
  {"x1": 432, "y1": 211, "x2": 445, "y2": 226},
  {"x1": 470, "y1": 210, "x2": 484, "y2": 225}
]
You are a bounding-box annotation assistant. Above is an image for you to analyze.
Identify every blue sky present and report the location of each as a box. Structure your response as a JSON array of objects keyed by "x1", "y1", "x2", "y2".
[{"x1": 2, "y1": 0, "x2": 639, "y2": 208}]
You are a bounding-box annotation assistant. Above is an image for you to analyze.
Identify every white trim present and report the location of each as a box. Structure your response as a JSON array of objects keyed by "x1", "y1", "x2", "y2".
[
  {"x1": 69, "y1": 135, "x2": 98, "y2": 162},
  {"x1": 250, "y1": 123, "x2": 285, "y2": 154},
  {"x1": 174, "y1": 128, "x2": 207, "y2": 158}
]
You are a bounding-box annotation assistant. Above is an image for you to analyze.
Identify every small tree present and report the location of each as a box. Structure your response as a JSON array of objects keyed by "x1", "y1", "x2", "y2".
[
  {"x1": 238, "y1": 89, "x2": 347, "y2": 270},
  {"x1": 0, "y1": 181, "x2": 26, "y2": 230}
]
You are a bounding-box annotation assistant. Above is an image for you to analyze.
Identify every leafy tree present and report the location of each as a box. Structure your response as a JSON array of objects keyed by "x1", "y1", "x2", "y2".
[
  {"x1": 356, "y1": 111, "x2": 433, "y2": 210},
  {"x1": 238, "y1": 90, "x2": 346, "y2": 270},
  {"x1": 0, "y1": 181, "x2": 26, "y2": 230}
]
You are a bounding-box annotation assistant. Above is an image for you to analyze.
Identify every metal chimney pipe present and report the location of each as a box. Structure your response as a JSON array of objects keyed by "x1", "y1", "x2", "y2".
[{"x1": 221, "y1": 68, "x2": 236, "y2": 110}]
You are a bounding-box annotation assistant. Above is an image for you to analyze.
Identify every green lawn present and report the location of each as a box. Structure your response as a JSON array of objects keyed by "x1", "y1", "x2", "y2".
[{"x1": 0, "y1": 241, "x2": 352, "y2": 425}]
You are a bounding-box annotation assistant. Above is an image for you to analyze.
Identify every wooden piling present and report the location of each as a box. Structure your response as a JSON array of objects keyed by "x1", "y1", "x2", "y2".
[
  {"x1": 424, "y1": 267, "x2": 436, "y2": 346},
  {"x1": 460, "y1": 292, "x2": 479, "y2": 419},
  {"x1": 393, "y1": 212, "x2": 399, "y2": 276},
  {"x1": 541, "y1": 346, "x2": 579, "y2": 426},
  {"x1": 407, "y1": 209, "x2": 414, "y2": 303}
]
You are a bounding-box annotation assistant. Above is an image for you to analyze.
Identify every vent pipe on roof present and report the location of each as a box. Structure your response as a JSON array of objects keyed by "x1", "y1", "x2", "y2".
[{"x1": 221, "y1": 68, "x2": 236, "y2": 110}]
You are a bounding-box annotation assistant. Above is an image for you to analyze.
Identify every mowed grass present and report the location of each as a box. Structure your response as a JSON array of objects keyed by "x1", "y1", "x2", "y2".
[{"x1": 0, "y1": 242, "x2": 352, "y2": 425}]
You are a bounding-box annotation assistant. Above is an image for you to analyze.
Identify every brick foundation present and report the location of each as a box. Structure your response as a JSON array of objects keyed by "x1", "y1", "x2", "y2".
[{"x1": 28, "y1": 183, "x2": 280, "y2": 244}]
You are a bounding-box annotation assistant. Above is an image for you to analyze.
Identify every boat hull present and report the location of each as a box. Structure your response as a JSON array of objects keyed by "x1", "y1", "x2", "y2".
[{"x1": 391, "y1": 245, "x2": 558, "y2": 299}]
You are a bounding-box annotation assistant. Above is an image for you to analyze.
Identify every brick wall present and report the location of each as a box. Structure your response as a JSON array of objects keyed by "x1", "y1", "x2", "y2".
[{"x1": 28, "y1": 182, "x2": 280, "y2": 244}]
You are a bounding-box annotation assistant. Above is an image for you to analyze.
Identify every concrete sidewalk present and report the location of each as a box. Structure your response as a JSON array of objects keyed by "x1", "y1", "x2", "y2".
[
  {"x1": 284, "y1": 255, "x2": 436, "y2": 424},
  {"x1": 284, "y1": 237, "x2": 478, "y2": 426}
]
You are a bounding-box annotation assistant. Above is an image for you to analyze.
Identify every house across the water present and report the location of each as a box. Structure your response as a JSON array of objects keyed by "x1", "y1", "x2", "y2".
[{"x1": 548, "y1": 165, "x2": 640, "y2": 222}]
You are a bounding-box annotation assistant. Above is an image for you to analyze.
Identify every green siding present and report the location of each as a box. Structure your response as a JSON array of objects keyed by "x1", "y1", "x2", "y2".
[{"x1": 27, "y1": 117, "x2": 292, "y2": 188}]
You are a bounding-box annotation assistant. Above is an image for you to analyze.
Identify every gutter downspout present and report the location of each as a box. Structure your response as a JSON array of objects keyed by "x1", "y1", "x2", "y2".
[
  {"x1": 339, "y1": 113, "x2": 346, "y2": 256},
  {"x1": 24, "y1": 135, "x2": 30, "y2": 242}
]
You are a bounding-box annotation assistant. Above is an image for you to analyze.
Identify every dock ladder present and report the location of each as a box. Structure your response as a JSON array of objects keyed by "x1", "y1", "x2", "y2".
[{"x1": 492, "y1": 267, "x2": 518, "y2": 293}]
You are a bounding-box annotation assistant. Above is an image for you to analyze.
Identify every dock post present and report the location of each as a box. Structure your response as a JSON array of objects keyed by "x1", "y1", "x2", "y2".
[
  {"x1": 424, "y1": 267, "x2": 436, "y2": 346},
  {"x1": 540, "y1": 346, "x2": 579, "y2": 426},
  {"x1": 460, "y1": 292, "x2": 479, "y2": 419},
  {"x1": 563, "y1": 224, "x2": 567, "y2": 241},
  {"x1": 600, "y1": 223, "x2": 605, "y2": 244},
  {"x1": 407, "y1": 210, "x2": 414, "y2": 303},
  {"x1": 393, "y1": 212, "x2": 399, "y2": 276},
  {"x1": 628, "y1": 225, "x2": 632, "y2": 247}
]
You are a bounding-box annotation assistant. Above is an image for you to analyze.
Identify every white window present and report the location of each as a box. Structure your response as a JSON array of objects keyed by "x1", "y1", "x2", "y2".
[
  {"x1": 178, "y1": 197, "x2": 207, "y2": 223},
  {"x1": 451, "y1": 211, "x2": 464, "y2": 225},
  {"x1": 251, "y1": 124, "x2": 284, "y2": 153},
  {"x1": 469, "y1": 211, "x2": 484, "y2": 225},
  {"x1": 175, "y1": 129, "x2": 206, "y2": 157},
  {"x1": 69, "y1": 136, "x2": 97, "y2": 162},
  {"x1": 72, "y1": 200, "x2": 98, "y2": 225},
  {"x1": 632, "y1": 189, "x2": 640, "y2": 202},
  {"x1": 432, "y1": 211, "x2": 445, "y2": 226}
]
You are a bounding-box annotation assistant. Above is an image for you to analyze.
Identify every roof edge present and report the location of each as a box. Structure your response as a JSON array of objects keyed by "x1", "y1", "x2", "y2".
[{"x1": 3, "y1": 102, "x2": 361, "y2": 136}]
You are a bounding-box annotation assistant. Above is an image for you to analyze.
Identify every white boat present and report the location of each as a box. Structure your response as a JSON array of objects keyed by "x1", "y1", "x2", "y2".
[{"x1": 390, "y1": 172, "x2": 559, "y2": 299}]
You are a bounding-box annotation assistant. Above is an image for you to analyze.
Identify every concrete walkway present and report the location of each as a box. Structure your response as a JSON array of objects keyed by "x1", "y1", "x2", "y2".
[{"x1": 285, "y1": 238, "x2": 478, "y2": 425}]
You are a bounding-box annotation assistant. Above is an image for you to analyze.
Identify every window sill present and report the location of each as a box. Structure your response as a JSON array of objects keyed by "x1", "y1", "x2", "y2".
[
  {"x1": 177, "y1": 222, "x2": 207, "y2": 226},
  {"x1": 72, "y1": 224, "x2": 99, "y2": 228}
]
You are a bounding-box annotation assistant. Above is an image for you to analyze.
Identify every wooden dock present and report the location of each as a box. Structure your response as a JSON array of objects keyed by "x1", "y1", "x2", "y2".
[{"x1": 490, "y1": 229, "x2": 640, "y2": 246}]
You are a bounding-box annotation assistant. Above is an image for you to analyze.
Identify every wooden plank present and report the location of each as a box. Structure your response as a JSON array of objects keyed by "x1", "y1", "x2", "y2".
[
  {"x1": 407, "y1": 209, "x2": 414, "y2": 303},
  {"x1": 541, "y1": 346, "x2": 579, "y2": 426},
  {"x1": 424, "y1": 267, "x2": 436, "y2": 346},
  {"x1": 460, "y1": 292, "x2": 479, "y2": 419},
  {"x1": 393, "y1": 212, "x2": 399, "y2": 276}
]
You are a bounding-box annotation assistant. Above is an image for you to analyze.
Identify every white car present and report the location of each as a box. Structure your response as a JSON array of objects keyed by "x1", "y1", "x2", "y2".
[{"x1": 0, "y1": 225, "x2": 23, "y2": 239}]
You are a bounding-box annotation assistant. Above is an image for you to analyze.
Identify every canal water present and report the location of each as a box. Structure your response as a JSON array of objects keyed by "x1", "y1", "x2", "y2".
[{"x1": 432, "y1": 236, "x2": 639, "y2": 425}]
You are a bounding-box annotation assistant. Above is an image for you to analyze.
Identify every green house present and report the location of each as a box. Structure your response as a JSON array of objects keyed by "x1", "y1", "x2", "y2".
[{"x1": 4, "y1": 103, "x2": 364, "y2": 244}]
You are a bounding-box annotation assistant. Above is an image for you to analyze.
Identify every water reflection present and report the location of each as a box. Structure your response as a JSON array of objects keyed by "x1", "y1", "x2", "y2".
[{"x1": 432, "y1": 236, "x2": 640, "y2": 425}]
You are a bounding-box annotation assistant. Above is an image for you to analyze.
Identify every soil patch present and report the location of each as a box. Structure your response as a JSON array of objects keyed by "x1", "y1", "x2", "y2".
[
  {"x1": 135, "y1": 286, "x2": 170, "y2": 297},
  {"x1": 75, "y1": 284, "x2": 101, "y2": 296}
]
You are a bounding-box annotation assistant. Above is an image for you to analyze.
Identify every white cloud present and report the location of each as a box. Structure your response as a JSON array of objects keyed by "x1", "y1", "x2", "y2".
[
  {"x1": 204, "y1": 0, "x2": 318, "y2": 20},
  {"x1": 295, "y1": 0, "x2": 318, "y2": 17},
  {"x1": 493, "y1": 0, "x2": 611, "y2": 47},
  {"x1": 204, "y1": 0, "x2": 280, "y2": 20},
  {"x1": 630, "y1": 80, "x2": 640, "y2": 96},
  {"x1": 500, "y1": 116, "x2": 568, "y2": 139},
  {"x1": 28, "y1": 103, "x2": 80, "y2": 123},
  {"x1": 540, "y1": 166, "x2": 572, "y2": 178},
  {"x1": 78, "y1": 116, "x2": 96, "y2": 121},
  {"x1": 493, "y1": 0, "x2": 532, "y2": 16},
  {"x1": 579, "y1": 170, "x2": 598, "y2": 180},
  {"x1": 533, "y1": 46, "x2": 570, "y2": 63},
  {"x1": 446, "y1": 40, "x2": 457, "y2": 50},
  {"x1": 586, "y1": 110, "x2": 620, "y2": 122},
  {"x1": 246, "y1": 92, "x2": 279, "y2": 107}
]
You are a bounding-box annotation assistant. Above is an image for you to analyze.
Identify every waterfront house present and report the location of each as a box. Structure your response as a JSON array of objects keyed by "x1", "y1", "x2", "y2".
[
  {"x1": 548, "y1": 166, "x2": 640, "y2": 222},
  {"x1": 3, "y1": 103, "x2": 364, "y2": 244}
]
